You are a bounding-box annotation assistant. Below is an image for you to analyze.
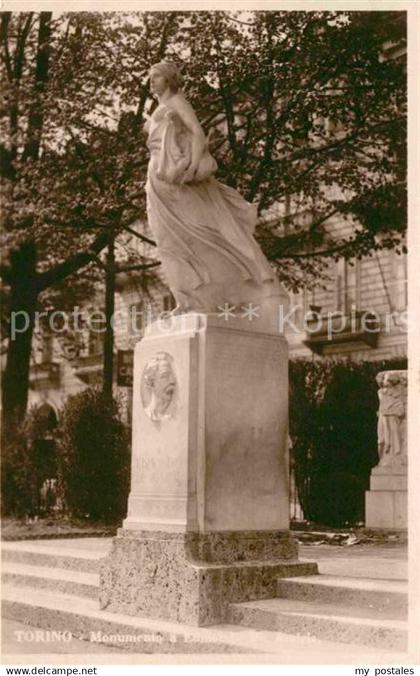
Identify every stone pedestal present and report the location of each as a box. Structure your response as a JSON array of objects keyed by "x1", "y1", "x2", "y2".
[
  {"x1": 365, "y1": 464, "x2": 407, "y2": 529},
  {"x1": 100, "y1": 312, "x2": 316, "y2": 625}
]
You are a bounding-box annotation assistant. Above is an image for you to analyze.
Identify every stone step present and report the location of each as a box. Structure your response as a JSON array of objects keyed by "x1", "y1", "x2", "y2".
[
  {"x1": 299, "y1": 553, "x2": 408, "y2": 581},
  {"x1": 1, "y1": 541, "x2": 102, "y2": 574},
  {"x1": 1, "y1": 584, "x2": 399, "y2": 658},
  {"x1": 1, "y1": 584, "x2": 249, "y2": 654},
  {"x1": 1, "y1": 562, "x2": 99, "y2": 600},
  {"x1": 228, "y1": 596, "x2": 407, "y2": 652},
  {"x1": 277, "y1": 575, "x2": 408, "y2": 612},
  {"x1": 1, "y1": 539, "x2": 408, "y2": 655}
]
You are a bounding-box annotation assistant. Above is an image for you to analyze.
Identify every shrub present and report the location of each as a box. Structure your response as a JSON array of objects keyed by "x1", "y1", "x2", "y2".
[
  {"x1": 289, "y1": 357, "x2": 407, "y2": 527},
  {"x1": 306, "y1": 471, "x2": 366, "y2": 527},
  {"x1": 57, "y1": 388, "x2": 130, "y2": 523},
  {"x1": 1, "y1": 406, "x2": 57, "y2": 517}
]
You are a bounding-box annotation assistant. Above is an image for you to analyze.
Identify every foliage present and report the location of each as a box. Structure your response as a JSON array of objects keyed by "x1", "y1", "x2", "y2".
[
  {"x1": 1, "y1": 404, "x2": 58, "y2": 517},
  {"x1": 179, "y1": 10, "x2": 406, "y2": 285},
  {"x1": 289, "y1": 356, "x2": 407, "y2": 527},
  {"x1": 0, "y1": 10, "x2": 407, "y2": 427},
  {"x1": 56, "y1": 388, "x2": 130, "y2": 523},
  {"x1": 0, "y1": 11, "x2": 161, "y2": 317},
  {"x1": 0, "y1": 11, "x2": 407, "y2": 287}
]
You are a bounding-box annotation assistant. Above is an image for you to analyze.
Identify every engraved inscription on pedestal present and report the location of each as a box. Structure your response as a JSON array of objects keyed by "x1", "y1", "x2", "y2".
[
  {"x1": 213, "y1": 334, "x2": 283, "y2": 382},
  {"x1": 141, "y1": 351, "x2": 177, "y2": 422}
]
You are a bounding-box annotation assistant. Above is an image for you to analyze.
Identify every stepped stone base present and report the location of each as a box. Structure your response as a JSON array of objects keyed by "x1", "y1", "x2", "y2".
[
  {"x1": 99, "y1": 529, "x2": 317, "y2": 626},
  {"x1": 227, "y1": 598, "x2": 407, "y2": 652}
]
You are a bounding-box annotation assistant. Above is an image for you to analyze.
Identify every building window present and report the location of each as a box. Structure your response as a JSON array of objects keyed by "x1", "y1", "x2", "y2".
[
  {"x1": 335, "y1": 259, "x2": 360, "y2": 313},
  {"x1": 129, "y1": 301, "x2": 144, "y2": 336},
  {"x1": 88, "y1": 309, "x2": 105, "y2": 356},
  {"x1": 392, "y1": 252, "x2": 407, "y2": 311}
]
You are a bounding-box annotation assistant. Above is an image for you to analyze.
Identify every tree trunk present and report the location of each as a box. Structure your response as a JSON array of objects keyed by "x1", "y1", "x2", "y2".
[
  {"x1": 102, "y1": 236, "x2": 115, "y2": 402},
  {"x1": 1, "y1": 242, "x2": 38, "y2": 437},
  {"x1": 21, "y1": 12, "x2": 52, "y2": 163}
]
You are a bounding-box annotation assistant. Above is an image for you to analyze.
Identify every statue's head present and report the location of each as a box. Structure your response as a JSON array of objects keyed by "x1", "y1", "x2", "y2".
[
  {"x1": 384, "y1": 372, "x2": 401, "y2": 386},
  {"x1": 141, "y1": 352, "x2": 176, "y2": 421},
  {"x1": 149, "y1": 61, "x2": 184, "y2": 94},
  {"x1": 377, "y1": 370, "x2": 407, "y2": 393},
  {"x1": 376, "y1": 372, "x2": 385, "y2": 387}
]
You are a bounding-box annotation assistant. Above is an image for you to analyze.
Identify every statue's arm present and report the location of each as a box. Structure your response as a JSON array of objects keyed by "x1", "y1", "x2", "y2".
[{"x1": 169, "y1": 95, "x2": 206, "y2": 182}]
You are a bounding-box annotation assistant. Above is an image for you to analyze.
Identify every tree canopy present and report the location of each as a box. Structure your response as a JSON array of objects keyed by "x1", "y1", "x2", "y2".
[{"x1": 1, "y1": 10, "x2": 407, "y2": 285}]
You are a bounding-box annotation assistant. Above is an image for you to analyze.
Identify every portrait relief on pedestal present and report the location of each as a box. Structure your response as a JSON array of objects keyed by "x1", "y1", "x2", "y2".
[{"x1": 141, "y1": 352, "x2": 177, "y2": 422}]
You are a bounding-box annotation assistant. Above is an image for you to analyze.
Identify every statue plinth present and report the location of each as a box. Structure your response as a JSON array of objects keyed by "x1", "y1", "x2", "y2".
[
  {"x1": 100, "y1": 312, "x2": 316, "y2": 626},
  {"x1": 365, "y1": 370, "x2": 407, "y2": 530}
]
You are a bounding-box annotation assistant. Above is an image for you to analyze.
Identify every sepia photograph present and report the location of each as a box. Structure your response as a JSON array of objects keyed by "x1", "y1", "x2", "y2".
[{"x1": 0, "y1": 0, "x2": 418, "y2": 670}]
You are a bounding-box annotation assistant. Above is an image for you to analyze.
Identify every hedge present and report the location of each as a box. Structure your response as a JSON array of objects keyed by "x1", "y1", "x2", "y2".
[
  {"x1": 289, "y1": 357, "x2": 407, "y2": 527},
  {"x1": 1, "y1": 405, "x2": 58, "y2": 517},
  {"x1": 56, "y1": 388, "x2": 130, "y2": 523}
]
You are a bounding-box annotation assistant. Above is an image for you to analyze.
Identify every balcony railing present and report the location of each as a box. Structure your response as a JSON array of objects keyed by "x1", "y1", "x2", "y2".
[
  {"x1": 71, "y1": 352, "x2": 119, "y2": 385},
  {"x1": 72, "y1": 352, "x2": 103, "y2": 385},
  {"x1": 303, "y1": 310, "x2": 380, "y2": 355},
  {"x1": 29, "y1": 362, "x2": 60, "y2": 388}
]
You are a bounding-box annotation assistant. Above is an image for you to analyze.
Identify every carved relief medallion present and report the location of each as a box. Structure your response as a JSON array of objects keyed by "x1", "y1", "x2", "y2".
[{"x1": 141, "y1": 352, "x2": 176, "y2": 421}]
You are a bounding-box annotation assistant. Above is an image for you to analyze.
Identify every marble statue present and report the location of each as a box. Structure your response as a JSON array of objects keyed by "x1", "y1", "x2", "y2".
[
  {"x1": 376, "y1": 370, "x2": 407, "y2": 468},
  {"x1": 100, "y1": 67, "x2": 299, "y2": 625},
  {"x1": 145, "y1": 61, "x2": 281, "y2": 314}
]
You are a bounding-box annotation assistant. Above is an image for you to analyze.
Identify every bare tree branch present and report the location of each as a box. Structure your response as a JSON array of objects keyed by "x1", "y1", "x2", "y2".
[
  {"x1": 120, "y1": 223, "x2": 156, "y2": 247},
  {"x1": 36, "y1": 230, "x2": 110, "y2": 291},
  {"x1": 117, "y1": 261, "x2": 160, "y2": 273}
]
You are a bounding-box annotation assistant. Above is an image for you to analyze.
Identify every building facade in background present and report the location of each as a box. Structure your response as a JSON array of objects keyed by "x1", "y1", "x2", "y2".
[{"x1": 27, "y1": 223, "x2": 407, "y2": 423}]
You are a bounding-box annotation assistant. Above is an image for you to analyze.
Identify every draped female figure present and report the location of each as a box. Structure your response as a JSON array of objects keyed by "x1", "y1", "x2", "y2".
[{"x1": 145, "y1": 61, "x2": 281, "y2": 315}]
